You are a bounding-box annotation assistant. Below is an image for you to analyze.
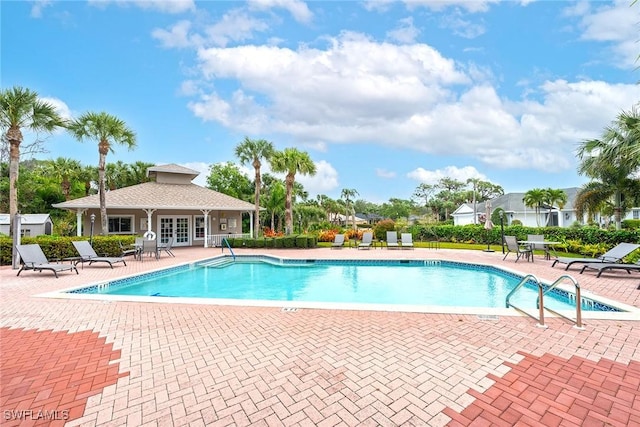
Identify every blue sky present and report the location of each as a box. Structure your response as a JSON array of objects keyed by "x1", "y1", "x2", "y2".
[{"x1": 3, "y1": 0, "x2": 639, "y2": 203}]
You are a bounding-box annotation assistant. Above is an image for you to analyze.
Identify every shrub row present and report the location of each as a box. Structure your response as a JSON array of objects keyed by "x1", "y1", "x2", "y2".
[{"x1": 223, "y1": 234, "x2": 318, "y2": 249}]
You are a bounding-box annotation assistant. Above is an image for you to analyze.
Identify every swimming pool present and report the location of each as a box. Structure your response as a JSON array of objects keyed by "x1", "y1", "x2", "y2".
[{"x1": 67, "y1": 256, "x2": 621, "y2": 313}]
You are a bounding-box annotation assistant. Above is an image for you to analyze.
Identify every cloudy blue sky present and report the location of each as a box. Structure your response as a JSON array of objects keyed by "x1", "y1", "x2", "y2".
[{"x1": 3, "y1": 0, "x2": 639, "y2": 203}]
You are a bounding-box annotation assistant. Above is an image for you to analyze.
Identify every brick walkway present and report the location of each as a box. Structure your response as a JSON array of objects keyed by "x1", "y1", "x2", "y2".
[{"x1": 1, "y1": 247, "x2": 639, "y2": 426}]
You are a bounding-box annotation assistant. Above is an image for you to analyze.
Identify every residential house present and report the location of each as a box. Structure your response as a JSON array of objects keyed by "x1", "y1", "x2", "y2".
[
  {"x1": 52, "y1": 164, "x2": 258, "y2": 247},
  {"x1": 0, "y1": 214, "x2": 54, "y2": 236}
]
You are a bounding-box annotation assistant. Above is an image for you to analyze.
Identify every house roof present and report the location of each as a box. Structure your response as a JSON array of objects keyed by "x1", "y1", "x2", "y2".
[
  {"x1": 0, "y1": 214, "x2": 52, "y2": 225},
  {"x1": 53, "y1": 164, "x2": 256, "y2": 212}
]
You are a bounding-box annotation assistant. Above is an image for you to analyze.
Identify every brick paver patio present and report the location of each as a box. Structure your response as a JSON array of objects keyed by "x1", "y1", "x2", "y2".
[{"x1": 1, "y1": 247, "x2": 639, "y2": 426}]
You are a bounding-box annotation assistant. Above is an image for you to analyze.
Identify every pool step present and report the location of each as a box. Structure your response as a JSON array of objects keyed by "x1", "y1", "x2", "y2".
[{"x1": 200, "y1": 258, "x2": 235, "y2": 268}]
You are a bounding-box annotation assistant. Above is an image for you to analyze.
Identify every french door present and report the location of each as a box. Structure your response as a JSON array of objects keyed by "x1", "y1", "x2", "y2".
[{"x1": 158, "y1": 216, "x2": 190, "y2": 246}]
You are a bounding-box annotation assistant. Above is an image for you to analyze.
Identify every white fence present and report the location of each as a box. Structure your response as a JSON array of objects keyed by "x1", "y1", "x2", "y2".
[{"x1": 206, "y1": 233, "x2": 250, "y2": 247}]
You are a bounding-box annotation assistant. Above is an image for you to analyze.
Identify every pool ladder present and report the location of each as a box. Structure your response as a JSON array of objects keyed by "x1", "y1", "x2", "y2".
[
  {"x1": 505, "y1": 274, "x2": 583, "y2": 330},
  {"x1": 221, "y1": 237, "x2": 236, "y2": 261}
]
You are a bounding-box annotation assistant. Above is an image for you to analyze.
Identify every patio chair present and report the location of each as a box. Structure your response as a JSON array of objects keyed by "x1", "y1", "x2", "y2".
[
  {"x1": 331, "y1": 234, "x2": 345, "y2": 249},
  {"x1": 503, "y1": 236, "x2": 532, "y2": 262},
  {"x1": 15, "y1": 244, "x2": 78, "y2": 278},
  {"x1": 579, "y1": 260, "x2": 640, "y2": 278},
  {"x1": 72, "y1": 240, "x2": 127, "y2": 268},
  {"x1": 159, "y1": 237, "x2": 175, "y2": 257},
  {"x1": 551, "y1": 243, "x2": 640, "y2": 271},
  {"x1": 141, "y1": 238, "x2": 159, "y2": 261},
  {"x1": 358, "y1": 232, "x2": 373, "y2": 250},
  {"x1": 386, "y1": 231, "x2": 400, "y2": 249},
  {"x1": 119, "y1": 237, "x2": 142, "y2": 259},
  {"x1": 401, "y1": 233, "x2": 414, "y2": 249}
]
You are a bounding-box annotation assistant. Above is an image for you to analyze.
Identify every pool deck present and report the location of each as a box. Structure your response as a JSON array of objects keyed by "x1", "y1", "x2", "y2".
[{"x1": 1, "y1": 246, "x2": 639, "y2": 426}]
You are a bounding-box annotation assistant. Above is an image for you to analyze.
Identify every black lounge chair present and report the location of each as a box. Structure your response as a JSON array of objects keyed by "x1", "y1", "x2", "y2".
[
  {"x1": 72, "y1": 240, "x2": 127, "y2": 268},
  {"x1": 551, "y1": 243, "x2": 640, "y2": 271},
  {"x1": 15, "y1": 244, "x2": 78, "y2": 278},
  {"x1": 579, "y1": 261, "x2": 640, "y2": 278}
]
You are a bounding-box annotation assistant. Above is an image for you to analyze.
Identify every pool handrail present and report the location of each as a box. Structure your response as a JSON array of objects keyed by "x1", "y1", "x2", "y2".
[
  {"x1": 537, "y1": 275, "x2": 583, "y2": 330},
  {"x1": 505, "y1": 274, "x2": 547, "y2": 328},
  {"x1": 221, "y1": 238, "x2": 236, "y2": 261}
]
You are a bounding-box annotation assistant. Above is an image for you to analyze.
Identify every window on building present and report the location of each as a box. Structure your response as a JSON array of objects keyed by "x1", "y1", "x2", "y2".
[
  {"x1": 20, "y1": 229, "x2": 31, "y2": 237},
  {"x1": 108, "y1": 216, "x2": 133, "y2": 234},
  {"x1": 633, "y1": 209, "x2": 640, "y2": 220},
  {"x1": 194, "y1": 216, "x2": 205, "y2": 239}
]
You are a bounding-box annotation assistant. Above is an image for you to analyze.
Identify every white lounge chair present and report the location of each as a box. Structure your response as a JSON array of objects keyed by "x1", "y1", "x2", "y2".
[
  {"x1": 72, "y1": 240, "x2": 127, "y2": 268},
  {"x1": 358, "y1": 232, "x2": 373, "y2": 250},
  {"x1": 401, "y1": 233, "x2": 414, "y2": 249},
  {"x1": 551, "y1": 243, "x2": 640, "y2": 271},
  {"x1": 386, "y1": 231, "x2": 400, "y2": 249},
  {"x1": 15, "y1": 244, "x2": 78, "y2": 278},
  {"x1": 331, "y1": 234, "x2": 345, "y2": 249}
]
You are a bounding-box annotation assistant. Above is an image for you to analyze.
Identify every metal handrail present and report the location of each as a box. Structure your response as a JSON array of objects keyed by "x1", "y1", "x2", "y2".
[
  {"x1": 537, "y1": 275, "x2": 583, "y2": 329},
  {"x1": 505, "y1": 274, "x2": 546, "y2": 328},
  {"x1": 221, "y1": 238, "x2": 236, "y2": 261}
]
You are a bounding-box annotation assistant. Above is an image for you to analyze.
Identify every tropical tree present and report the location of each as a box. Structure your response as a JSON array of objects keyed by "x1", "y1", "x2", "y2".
[
  {"x1": 261, "y1": 178, "x2": 286, "y2": 232},
  {"x1": 206, "y1": 161, "x2": 252, "y2": 200},
  {"x1": 0, "y1": 86, "x2": 66, "y2": 233},
  {"x1": 522, "y1": 188, "x2": 547, "y2": 226},
  {"x1": 269, "y1": 148, "x2": 317, "y2": 234},
  {"x1": 78, "y1": 165, "x2": 98, "y2": 196},
  {"x1": 544, "y1": 188, "x2": 568, "y2": 226},
  {"x1": 67, "y1": 112, "x2": 136, "y2": 234},
  {"x1": 340, "y1": 188, "x2": 359, "y2": 230},
  {"x1": 41, "y1": 157, "x2": 82, "y2": 200},
  {"x1": 577, "y1": 106, "x2": 640, "y2": 229},
  {"x1": 235, "y1": 137, "x2": 274, "y2": 237}
]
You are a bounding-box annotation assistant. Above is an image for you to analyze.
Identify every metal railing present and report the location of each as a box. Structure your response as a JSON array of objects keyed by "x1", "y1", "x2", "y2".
[
  {"x1": 206, "y1": 233, "x2": 250, "y2": 247},
  {"x1": 537, "y1": 275, "x2": 583, "y2": 329},
  {"x1": 505, "y1": 274, "x2": 546, "y2": 328},
  {"x1": 506, "y1": 274, "x2": 584, "y2": 330},
  {"x1": 221, "y1": 237, "x2": 235, "y2": 261}
]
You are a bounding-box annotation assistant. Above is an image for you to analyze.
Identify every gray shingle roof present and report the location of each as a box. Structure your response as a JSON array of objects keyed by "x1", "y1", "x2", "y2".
[{"x1": 53, "y1": 182, "x2": 256, "y2": 211}]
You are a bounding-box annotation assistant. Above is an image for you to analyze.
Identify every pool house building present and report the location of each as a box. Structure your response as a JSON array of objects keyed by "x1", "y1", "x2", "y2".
[{"x1": 52, "y1": 164, "x2": 257, "y2": 248}]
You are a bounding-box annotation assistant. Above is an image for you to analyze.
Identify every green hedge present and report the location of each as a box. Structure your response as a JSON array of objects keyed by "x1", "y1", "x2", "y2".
[{"x1": 222, "y1": 234, "x2": 317, "y2": 249}]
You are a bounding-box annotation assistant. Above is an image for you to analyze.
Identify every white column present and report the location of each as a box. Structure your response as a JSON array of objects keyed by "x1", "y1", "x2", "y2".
[
  {"x1": 202, "y1": 210, "x2": 211, "y2": 248},
  {"x1": 143, "y1": 209, "x2": 156, "y2": 236},
  {"x1": 249, "y1": 211, "x2": 254, "y2": 238},
  {"x1": 76, "y1": 209, "x2": 86, "y2": 236}
]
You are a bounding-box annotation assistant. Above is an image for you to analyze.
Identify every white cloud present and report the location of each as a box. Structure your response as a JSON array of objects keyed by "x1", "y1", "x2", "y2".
[
  {"x1": 440, "y1": 13, "x2": 486, "y2": 39},
  {"x1": 296, "y1": 160, "x2": 339, "y2": 197},
  {"x1": 570, "y1": 0, "x2": 639, "y2": 68},
  {"x1": 30, "y1": 0, "x2": 52, "y2": 18},
  {"x1": 182, "y1": 32, "x2": 640, "y2": 175},
  {"x1": 180, "y1": 162, "x2": 210, "y2": 186},
  {"x1": 404, "y1": 0, "x2": 499, "y2": 14},
  {"x1": 152, "y1": 20, "x2": 200, "y2": 49},
  {"x1": 41, "y1": 97, "x2": 73, "y2": 122},
  {"x1": 203, "y1": 9, "x2": 269, "y2": 47},
  {"x1": 88, "y1": 0, "x2": 195, "y2": 14},
  {"x1": 247, "y1": 0, "x2": 313, "y2": 24},
  {"x1": 376, "y1": 169, "x2": 396, "y2": 179},
  {"x1": 407, "y1": 166, "x2": 487, "y2": 185},
  {"x1": 386, "y1": 17, "x2": 420, "y2": 44}
]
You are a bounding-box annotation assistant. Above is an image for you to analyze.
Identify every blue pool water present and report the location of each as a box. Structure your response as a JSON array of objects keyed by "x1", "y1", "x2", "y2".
[{"x1": 70, "y1": 257, "x2": 619, "y2": 312}]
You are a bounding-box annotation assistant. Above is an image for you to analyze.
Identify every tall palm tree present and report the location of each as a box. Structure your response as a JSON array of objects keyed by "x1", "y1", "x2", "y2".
[
  {"x1": 78, "y1": 165, "x2": 98, "y2": 196},
  {"x1": 67, "y1": 112, "x2": 136, "y2": 234},
  {"x1": 42, "y1": 157, "x2": 82, "y2": 200},
  {"x1": 270, "y1": 148, "x2": 316, "y2": 234},
  {"x1": 341, "y1": 188, "x2": 359, "y2": 230},
  {"x1": 0, "y1": 86, "x2": 66, "y2": 230},
  {"x1": 543, "y1": 188, "x2": 568, "y2": 226},
  {"x1": 235, "y1": 137, "x2": 274, "y2": 238},
  {"x1": 577, "y1": 106, "x2": 640, "y2": 229},
  {"x1": 522, "y1": 188, "x2": 547, "y2": 226}
]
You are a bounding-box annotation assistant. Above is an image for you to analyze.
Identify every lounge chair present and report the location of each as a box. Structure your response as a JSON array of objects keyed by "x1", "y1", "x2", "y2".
[
  {"x1": 358, "y1": 232, "x2": 373, "y2": 250},
  {"x1": 159, "y1": 237, "x2": 175, "y2": 257},
  {"x1": 386, "y1": 231, "x2": 399, "y2": 249},
  {"x1": 331, "y1": 234, "x2": 345, "y2": 249},
  {"x1": 579, "y1": 260, "x2": 640, "y2": 278},
  {"x1": 551, "y1": 242, "x2": 640, "y2": 271},
  {"x1": 72, "y1": 240, "x2": 127, "y2": 268},
  {"x1": 401, "y1": 233, "x2": 414, "y2": 249},
  {"x1": 503, "y1": 236, "x2": 532, "y2": 262},
  {"x1": 15, "y1": 244, "x2": 78, "y2": 278}
]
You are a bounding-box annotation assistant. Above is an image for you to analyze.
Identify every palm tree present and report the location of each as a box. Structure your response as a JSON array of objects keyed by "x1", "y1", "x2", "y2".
[
  {"x1": 67, "y1": 112, "x2": 136, "y2": 234},
  {"x1": 0, "y1": 86, "x2": 66, "y2": 230},
  {"x1": 42, "y1": 157, "x2": 82, "y2": 200},
  {"x1": 78, "y1": 165, "x2": 98, "y2": 196},
  {"x1": 577, "y1": 106, "x2": 640, "y2": 229},
  {"x1": 543, "y1": 188, "x2": 567, "y2": 226},
  {"x1": 341, "y1": 188, "x2": 359, "y2": 230},
  {"x1": 235, "y1": 137, "x2": 274, "y2": 238},
  {"x1": 522, "y1": 188, "x2": 547, "y2": 226},
  {"x1": 270, "y1": 148, "x2": 316, "y2": 234}
]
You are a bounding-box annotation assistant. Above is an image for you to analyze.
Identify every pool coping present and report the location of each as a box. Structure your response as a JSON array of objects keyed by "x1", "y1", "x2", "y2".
[{"x1": 36, "y1": 254, "x2": 640, "y2": 321}]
